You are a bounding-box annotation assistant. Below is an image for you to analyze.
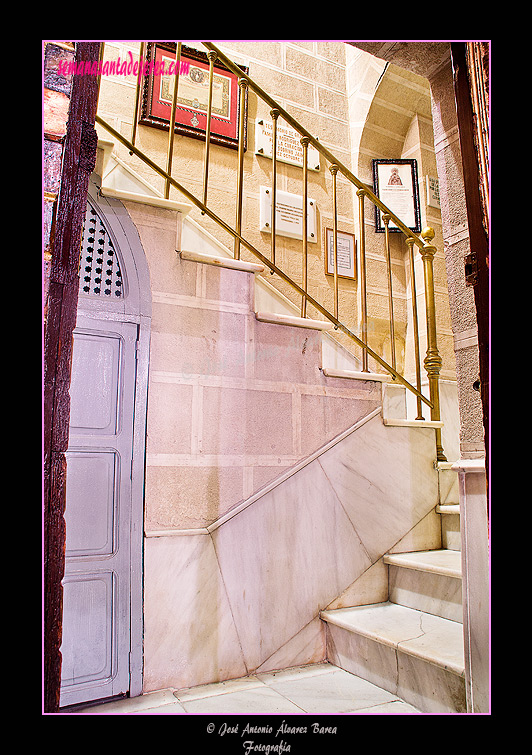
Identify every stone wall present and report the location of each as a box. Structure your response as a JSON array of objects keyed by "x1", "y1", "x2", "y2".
[
  {"x1": 123, "y1": 200, "x2": 382, "y2": 531},
  {"x1": 429, "y1": 60, "x2": 484, "y2": 458}
]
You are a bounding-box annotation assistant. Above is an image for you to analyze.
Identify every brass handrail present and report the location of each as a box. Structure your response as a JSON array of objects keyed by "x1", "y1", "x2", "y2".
[
  {"x1": 202, "y1": 42, "x2": 427, "y2": 250},
  {"x1": 95, "y1": 41, "x2": 447, "y2": 459},
  {"x1": 95, "y1": 114, "x2": 432, "y2": 409}
]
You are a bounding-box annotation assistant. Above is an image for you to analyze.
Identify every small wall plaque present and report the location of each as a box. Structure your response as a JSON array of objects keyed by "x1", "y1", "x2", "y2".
[
  {"x1": 259, "y1": 186, "x2": 317, "y2": 242},
  {"x1": 426, "y1": 175, "x2": 441, "y2": 209},
  {"x1": 325, "y1": 228, "x2": 356, "y2": 280},
  {"x1": 255, "y1": 119, "x2": 321, "y2": 171}
]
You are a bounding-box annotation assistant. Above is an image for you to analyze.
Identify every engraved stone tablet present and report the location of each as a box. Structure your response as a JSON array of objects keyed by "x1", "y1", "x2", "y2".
[
  {"x1": 260, "y1": 186, "x2": 317, "y2": 242},
  {"x1": 255, "y1": 119, "x2": 321, "y2": 171}
]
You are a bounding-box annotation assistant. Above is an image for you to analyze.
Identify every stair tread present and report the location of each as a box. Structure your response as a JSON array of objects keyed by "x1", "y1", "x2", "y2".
[
  {"x1": 436, "y1": 504, "x2": 460, "y2": 515},
  {"x1": 322, "y1": 367, "x2": 392, "y2": 382},
  {"x1": 321, "y1": 602, "x2": 464, "y2": 676},
  {"x1": 384, "y1": 549, "x2": 461, "y2": 579},
  {"x1": 180, "y1": 249, "x2": 265, "y2": 273},
  {"x1": 255, "y1": 311, "x2": 334, "y2": 331}
]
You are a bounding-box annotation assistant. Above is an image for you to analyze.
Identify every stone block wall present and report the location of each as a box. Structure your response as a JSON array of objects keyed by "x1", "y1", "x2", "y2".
[
  {"x1": 429, "y1": 60, "x2": 484, "y2": 458},
  {"x1": 123, "y1": 199, "x2": 383, "y2": 532}
]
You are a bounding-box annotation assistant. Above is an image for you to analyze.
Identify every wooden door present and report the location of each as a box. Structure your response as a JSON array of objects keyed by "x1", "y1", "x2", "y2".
[{"x1": 59, "y1": 315, "x2": 138, "y2": 707}]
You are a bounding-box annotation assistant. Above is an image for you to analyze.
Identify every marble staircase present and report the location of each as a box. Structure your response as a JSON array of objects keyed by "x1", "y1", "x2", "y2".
[
  {"x1": 172, "y1": 247, "x2": 464, "y2": 709},
  {"x1": 182, "y1": 247, "x2": 465, "y2": 713},
  {"x1": 96, "y1": 148, "x2": 471, "y2": 712},
  {"x1": 321, "y1": 503, "x2": 466, "y2": 713}
]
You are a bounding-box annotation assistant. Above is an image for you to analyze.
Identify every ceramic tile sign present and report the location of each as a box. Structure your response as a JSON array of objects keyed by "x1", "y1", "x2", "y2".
[
  {"x1": 260, "y1": 186, "x2": 318, "y2": 243},
  {"x1": 255, "y1": 119, "x2": 321, "y2": 171},
  {"x1": 426, "y1": 175, "x2": 441, "y2": 209}
]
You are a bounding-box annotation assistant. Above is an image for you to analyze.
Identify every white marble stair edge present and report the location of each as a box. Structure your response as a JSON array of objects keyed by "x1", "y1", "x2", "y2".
[
  {"x1": 384, "y1": 549, "x2": 461, "y2": 579},
  {"x1": 322, "y1": 602, "x2": 465, "y2": 678}
]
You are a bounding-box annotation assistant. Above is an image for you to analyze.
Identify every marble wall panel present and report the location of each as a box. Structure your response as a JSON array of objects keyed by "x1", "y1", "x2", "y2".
[
  {"x1": 211, "y1": 458, "x2": 371, "y2": 672},
  {"x1": 143, "y1": 411, "x2": 445, "y2": 691},
  {"x1": 143, "y1": 535, "x2": 248, "y2": 692},
  {"x1": 255, "y1": 617, "x2": 326, "y2": 674},
  {"x1": 318, "y1": 415, "x2": 439, "y2": 560}
]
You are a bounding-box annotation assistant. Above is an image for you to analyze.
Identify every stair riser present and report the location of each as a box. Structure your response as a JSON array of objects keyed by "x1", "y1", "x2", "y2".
[
  {"x1": 388, "y1": 565, "x2": 463, "y2": 623},
  {"x1": 326, "y1": 624, "x2": 466, "y2": 714},
  {"x1": 441, "y1": 513, "x2": 461, "y2": 551}
]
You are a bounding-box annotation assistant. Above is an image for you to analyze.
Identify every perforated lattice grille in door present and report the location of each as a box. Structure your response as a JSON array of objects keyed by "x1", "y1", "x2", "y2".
[{"x1": 79, "y1": 202, "x2": 124, "y2": 299}]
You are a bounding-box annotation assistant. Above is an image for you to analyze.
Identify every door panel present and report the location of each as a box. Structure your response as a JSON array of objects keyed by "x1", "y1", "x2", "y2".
[
  {"x1": 64, "y1": 451, "x2": 118, "y2": 557},
  {"x1": 69, "y1": 332, "x2": 121, "y2": 434},
  {"x1": 60, "y1": 572, "x2": 115, "y2": 686},
  {"x1": 60, "y1": 317, "x2": 138, "y2": 707}
]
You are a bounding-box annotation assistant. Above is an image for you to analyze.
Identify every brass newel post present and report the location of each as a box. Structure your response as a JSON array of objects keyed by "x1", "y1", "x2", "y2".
[{"x1": 420, "y1": 227, "x2": 446, "y2": 461}]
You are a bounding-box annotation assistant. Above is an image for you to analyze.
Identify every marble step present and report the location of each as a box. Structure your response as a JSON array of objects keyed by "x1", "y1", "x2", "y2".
[
  {"x1": 384, "y1": 550, "x2": 462, "y2": 621},
  {"x1": 322, "y1": 602, "x2": 466, "y2": 713},
  {"x1": 437, "y1": 504, "x2": 461, "y2": 551},
  {"x1": 255, "y1": 311, "x2": 334, "y2": 331},
  {"x1": 180, "y1": 249, "x2": 265, "y2": 273}
]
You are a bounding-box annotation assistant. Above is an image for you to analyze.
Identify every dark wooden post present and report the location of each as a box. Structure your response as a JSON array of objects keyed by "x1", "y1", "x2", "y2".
[
  {"x1": 450, "y1": 42, "x2": 490, "y2": 495},
  {"x1": 43, "y1": 41, "x2": 101, "y2": 713}
]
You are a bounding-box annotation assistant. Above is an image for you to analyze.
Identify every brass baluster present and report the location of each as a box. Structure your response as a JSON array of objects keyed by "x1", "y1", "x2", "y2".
[
  {"x1": 420, "y1": 227, "x2": 446, "y2": 461},
  {"x1": 165, "y1": 42, "x2": 182, "y2": 200},
  {"x1": 270, "y1": 108, "x2": 280, "y2": 267},
  {"x1": 130, "y1": 42, "x2": 144, "y2": 149},
  {"x1": 357, "y1": 188, "x2": 369, "y2": 371},
  {"x1": 234, "y1": 78, "x2": 248, "y2": 260},
  {"x1": 329, "y1": 165, "x2": 339, "y2": 321},
  {"x1": 382, "y1": 213, "x2": 396, "y2": 371},
  {"x1": 300, "y1": 137, "x2": 309, "y2": 317},
  {"x1": 202, "y1": 50, "x2": 217, "y2": 212},
  {"x1": 406, "y1": 237, "x2": 424, "y2": 420}
]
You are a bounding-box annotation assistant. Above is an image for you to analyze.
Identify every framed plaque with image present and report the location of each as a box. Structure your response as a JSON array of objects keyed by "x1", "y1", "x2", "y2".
[
  {"x1": 140, "y1": 42, "x2": 248, "y2": 150},
  {"x1": 325, "y1": 228, "x2": 356, "y2": 280},
  {"x1": 372, "y1": 159, "x2": 421, "y2": 233}
]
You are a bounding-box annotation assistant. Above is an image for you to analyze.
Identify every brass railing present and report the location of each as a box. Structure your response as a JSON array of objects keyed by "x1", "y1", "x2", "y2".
[{"x1": 95, "y1": 40, "x2": 446, "y2": 461}]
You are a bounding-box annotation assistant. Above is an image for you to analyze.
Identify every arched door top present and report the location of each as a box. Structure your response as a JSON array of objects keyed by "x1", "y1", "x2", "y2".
[{"x1": 82, "y1": 175, "x2": 152, "y2": 322}]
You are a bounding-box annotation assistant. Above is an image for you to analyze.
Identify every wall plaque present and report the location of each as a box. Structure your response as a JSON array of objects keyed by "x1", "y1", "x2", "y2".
[
  {"x1": 260, "y1": 186, "x2": 317, "y2": 242},
  {"x1": 426, "y1": 175, "x2": 441, "y2": 209},
  {"x1": 255, "y1": 119, "x2": 321, "y2": 171},
  {"x1": 325, "y1": 228, "x2": 356, "y2": 280},
  {"x1": 372, "y1": 159, "x2": 421, "y2": 233},
  {"x1": 140, "y1": 43, "x2": 248, "y2": 150}
]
